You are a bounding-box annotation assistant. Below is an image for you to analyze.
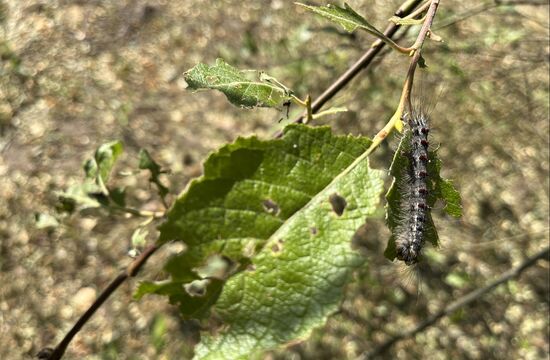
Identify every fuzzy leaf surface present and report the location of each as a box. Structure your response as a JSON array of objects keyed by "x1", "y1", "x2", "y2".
[
  {"x1": 384, "y1": 131, "x2": 462, "y2": 260},
  {"x1": 296, "y1": 2, "x2": 390, "y2": 41},
  {"x1": 184, "y1": 58, "x2": 292, "y2": 108},
  {"x1": 137, "y1": 124, "x2": 385, "y2": 358}
]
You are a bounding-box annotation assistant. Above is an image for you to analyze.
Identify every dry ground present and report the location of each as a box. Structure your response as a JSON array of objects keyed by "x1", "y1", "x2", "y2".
[{"x1": 0, "y1": 1, "x2": 548, "y2": 359}]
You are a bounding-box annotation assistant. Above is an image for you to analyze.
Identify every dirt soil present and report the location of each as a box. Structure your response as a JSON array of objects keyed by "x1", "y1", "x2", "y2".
[{"x1": 1, "y1": 1, "x2": 548, "y2": 359}]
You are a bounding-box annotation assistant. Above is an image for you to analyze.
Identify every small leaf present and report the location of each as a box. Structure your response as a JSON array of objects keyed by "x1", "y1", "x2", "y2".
[
  {"x1": 296, "y1": 2, "x2": 394, "y2": 45},
  {"x1": 57, "y1": 141, "x2": 124, "y2": 212},
  {"x1": 109, "y1": 187, "x2": 126, "y2": 207},
  {"x1": 418, "y1": 54, "x2": 428, "y2": 68},
  {"x1": 58, "y1": 181, "x2": 104, "y2": 212},
  {"x1": 131, "y1": 227, "x2": 149, "y2": 248},
  {"x1": 35, "y1": 213, "x2": 59, "y2": 229},
  {"x1": 93, "y1": 140, "x2": 124, "y2": 185},
  {"x1": 184, "y1": 58, "x2": 292, "y2": 108},
  {"x1": 384, "y1": 130, "x2": 462, "y2": 260},
  {"x1": 389, "y1": 15, "x2": 425, "y2": 26},
  {"x1": 139, "y1": 148, "x2": 162, "y2": 175},
  {"x1": 139, "y1": 149, "x2": 169, "y2": 198},
  {"x1": 150, "y1": 314, "x2": 167, "y2": 352}
]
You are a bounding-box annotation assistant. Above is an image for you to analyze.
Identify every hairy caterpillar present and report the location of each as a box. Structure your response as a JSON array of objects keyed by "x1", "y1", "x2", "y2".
[{"x1": 395, "y1": 111, "x2": 431, "y2": 265}]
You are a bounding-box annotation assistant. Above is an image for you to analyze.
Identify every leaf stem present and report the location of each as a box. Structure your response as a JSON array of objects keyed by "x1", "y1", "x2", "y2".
[
  {"x1": 38, "y1": 244, "x2": 160, "y2": 360},
  {"x1": 364, "y1": 0, "x2": 440, "y2": 156},
  {"x1": 111, "y1": 205, "x2": 165, "y2": 219}
]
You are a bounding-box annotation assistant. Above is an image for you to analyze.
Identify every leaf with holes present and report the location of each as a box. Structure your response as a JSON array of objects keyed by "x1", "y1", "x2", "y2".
[
  {"x1": 136, "y1": 124, "x2": 385, "y2": 359},
  {"x1": 184, "y1": 58, "x2": 292, "y2": 108}
]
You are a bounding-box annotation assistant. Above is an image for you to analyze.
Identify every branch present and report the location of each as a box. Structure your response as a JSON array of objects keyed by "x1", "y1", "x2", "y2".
[
  {"x1": 359, "y1": 247, "x2": 550, "y2": 359},
  {"x1": 288, "y1": 0, "x2": 426, "y2": 128},
  {"x1": 37, "y1": 244, "x2": 161, "y2": 360},
  {"x1": 363, "y1": 0, "x2": 440, "y2": 155}
]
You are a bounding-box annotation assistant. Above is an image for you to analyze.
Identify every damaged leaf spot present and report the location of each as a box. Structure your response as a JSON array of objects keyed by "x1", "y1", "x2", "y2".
[
  {"x1": 184, "y1": 279, "x2": 210, "y2": 297},
  {"x1": 194, "y1": 254, "x2": 235, "y2": 280},
  {"x1": 310, "y1": 227, "x2": 318, "y2": 235},
  {"x1": 271, "y1": 238, "x2": 284, "y2": 253},
  {"x1": 329, "y1": 193, "x2": 347, "y2": 216},
  {"x1": 262, "y1": 199, "x2": 280, "y2": 216}
]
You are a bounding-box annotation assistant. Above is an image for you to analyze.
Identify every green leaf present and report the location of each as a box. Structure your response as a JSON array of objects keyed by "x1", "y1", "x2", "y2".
[
  {"x1": 92, "y1": 140, "x2": 124, "y2": 187},
  {"x1": 34, "y1": 213, "x2": 59, "y2": 229},
  {"x1": 57, "y1": 141, "x2": 124, "y2": 212},
  {"x1": 58, "y1": 181, "x2": 105, "y2": 212},
  {"x1": 131, "y1": 227, "x2": 149, "y2": 248},
  {"x1": 109, "y1": 187, "x2": 126, "y2": 207},
  {"x1": 184, "y1": 59, "x2": 292, "y2": 108},
  {"x1": 139, "y1": 149, "x2": 169, "y2": 198},
  {"x1": 384, "y1": 130, "x2": 462, "y2": 260},
  {"x1": 137, "y1": 124, "x2": 385, "y2": 358},
  {"x1": 296, "y1": 2, "x2": 392, "y2": 44}
]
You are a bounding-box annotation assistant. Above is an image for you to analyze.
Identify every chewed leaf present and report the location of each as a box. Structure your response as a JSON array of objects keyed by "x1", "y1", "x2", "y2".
[
  {"x1": 57, "y1": 141, "x2": 124, "y2": 212},
  {"x1": 136, "y1": 124, "x2": 385, "y2": 359},
  {"x1": 296, "y1": 2, "x2": 393, "y2": 44},
  {"x1": 91, "y1": 141, "x2": 123, "y2": 186},
  {"x1": 184, "y1": 58, "x2": 292, "y2": 108},
  {"x1": 384, "y1": 131, "x2": 462, "y2": 260},
  {"x1": 429, "y1": 156, "x2": 462, "y2": 218}
]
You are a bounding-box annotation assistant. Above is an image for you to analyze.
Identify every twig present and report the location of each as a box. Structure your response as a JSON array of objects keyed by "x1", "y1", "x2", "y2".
[
  {"x1": 288, "y1": 0, "x2": 426, "y2": 128},
  {"x1": 434, "y1": 0, "x2": 549, "y2": 30},
  {"x1": 359, "y1": 247, "x2": 550, "y2": 359},
  {"x1": 38, "y1": 244, "x2": 160, "y2": 360},
  {"x1": 111, "y1": 205, "x2": 165, "y2": 219},
  {"x1": 363, "y1": 0, "x2": 440, "y2": 156}
]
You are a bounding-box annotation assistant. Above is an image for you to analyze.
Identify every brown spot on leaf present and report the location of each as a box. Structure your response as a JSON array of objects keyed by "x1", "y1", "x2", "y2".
[
  {"x1": 310, "y1": 227, "x2": 318, "y2": 235},
  {"x1": 271, "y1": 238, "x2": 284, "y2": 253},
  {"x1": 262, "y1": 199, "x2": 280, "y2": 216},
  {"x1": 329, "y1": 193, "x2": 347, "y2": 216}
]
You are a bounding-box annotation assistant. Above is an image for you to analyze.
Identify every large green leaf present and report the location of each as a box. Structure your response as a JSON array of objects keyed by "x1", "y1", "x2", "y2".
[
  {"x1": 137, "y1": 124, "x2": 385, "y2": 358},
  {"x1": 384, "y1": 130, "x2": 462, "y2": 260},
  {"x1": 184, "y1": 59, "x2": 292, "y2": 108}
]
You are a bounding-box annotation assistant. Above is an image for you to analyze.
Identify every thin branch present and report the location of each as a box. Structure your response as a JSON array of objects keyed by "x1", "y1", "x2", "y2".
[
  {"x1": 287, "y1": 0, "x2": 426, "y2": 128},
  {"x1": 38, "y1": 244, "x2": 161, "y2": 360},
  {"x1": 359, "y1": 247, "x2": 550, "y2": 359},
  {"x1": 363, "y1": 0, "x2": 440, "y2": 155},
  {"x1": 435, "y1": 0, "x2": 549, "y2": 30}
]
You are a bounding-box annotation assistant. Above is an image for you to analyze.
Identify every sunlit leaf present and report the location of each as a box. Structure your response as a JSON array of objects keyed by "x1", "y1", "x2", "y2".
[
  {"x1": 136, "y1": 124, "x2": 385, "y2": 358},
  {"x1": 184, "y1": 59, "x2": 292, "y2": 108}
]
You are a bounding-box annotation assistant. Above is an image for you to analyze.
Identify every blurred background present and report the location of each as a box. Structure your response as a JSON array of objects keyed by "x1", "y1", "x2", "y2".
[{"x1": 0, "y1": 0, "x2": 548, "y2": 359}]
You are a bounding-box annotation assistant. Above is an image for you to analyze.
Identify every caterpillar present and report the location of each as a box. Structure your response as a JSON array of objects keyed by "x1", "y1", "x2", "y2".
[{"x1": 395, "y1": 111, "x2": 430, "y2": 265}]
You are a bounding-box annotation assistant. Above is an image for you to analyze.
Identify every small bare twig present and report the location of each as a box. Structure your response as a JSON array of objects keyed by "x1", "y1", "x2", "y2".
[
  {"x1": 359, "y1": 247, "x2": 550, "y2": 359},
  {"x1": 38, "y1": 244, "x2": 160, "y2": 360},
  {"x1": 363, "y1": 0, "x2": 440, "y2": 156},
  {"x1": 287, "y1": 0, "x2": 426, "y2": 128}
]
